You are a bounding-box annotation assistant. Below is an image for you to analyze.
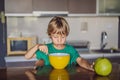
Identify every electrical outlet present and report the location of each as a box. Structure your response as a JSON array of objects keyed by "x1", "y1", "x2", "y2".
[{"x1": 80, "y1": 22, "x2": 88, "y2": 32}]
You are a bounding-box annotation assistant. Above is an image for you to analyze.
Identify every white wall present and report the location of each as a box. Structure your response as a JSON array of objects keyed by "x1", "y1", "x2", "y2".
[{"x1": 7, "y1": 16, "x2": 119, "y2": 49}]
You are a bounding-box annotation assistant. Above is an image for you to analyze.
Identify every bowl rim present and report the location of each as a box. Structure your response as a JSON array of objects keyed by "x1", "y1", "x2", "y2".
[{"x1": 49, "y1": 53, "x2": 70, "y2": 56}]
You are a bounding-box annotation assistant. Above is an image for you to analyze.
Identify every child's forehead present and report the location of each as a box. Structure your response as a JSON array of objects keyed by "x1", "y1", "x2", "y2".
[
  {"x1": 51, "y1": 33, "x2": 66, "y2": 36},
  {"x1": 50, "y1": 29, "x2": 66, "y2": 34}
]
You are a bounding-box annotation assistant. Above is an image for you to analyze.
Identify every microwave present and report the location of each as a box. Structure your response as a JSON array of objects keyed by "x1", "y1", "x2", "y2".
[{"x1": 7, "y1": 37, "x2": 37, "y2": 56}]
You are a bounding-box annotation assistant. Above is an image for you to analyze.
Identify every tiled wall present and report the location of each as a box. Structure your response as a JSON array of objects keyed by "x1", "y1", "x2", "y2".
[{"x1": 7, "y1": 16, "x2": 118, "y2": 49}]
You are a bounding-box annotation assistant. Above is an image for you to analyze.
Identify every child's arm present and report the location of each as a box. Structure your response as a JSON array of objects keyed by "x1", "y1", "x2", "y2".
[
  {"x1": 76, "y1": 57, "x2": 94, "y2": 71},
  {"x1": 25, "y1": 44, "x2": 48, "y2": 59},
  {"x1": 25, "y1": 44, "x2": 39, "y2": 59}
]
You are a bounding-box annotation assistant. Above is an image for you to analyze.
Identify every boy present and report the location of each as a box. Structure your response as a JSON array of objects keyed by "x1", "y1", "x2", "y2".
[{"x1": 25, "y1": 16, "x2": 94, "y2": 71}]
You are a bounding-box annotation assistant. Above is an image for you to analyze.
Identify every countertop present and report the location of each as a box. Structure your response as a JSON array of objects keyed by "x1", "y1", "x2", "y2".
[
  {"x1": 5, "y1": 51, "x2": 120, "y2": 62},
  {"x1": 0, "y1": 63, "x2": 120, "y2": 80},
  {"x1": 80, "y1": 51, "x2": 120, "y2": 59}
]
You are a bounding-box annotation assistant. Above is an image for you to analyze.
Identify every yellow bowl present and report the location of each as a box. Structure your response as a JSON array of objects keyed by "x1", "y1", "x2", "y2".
[{"x1": 49, "y1": 53, "x2": 70, "y2": 69}]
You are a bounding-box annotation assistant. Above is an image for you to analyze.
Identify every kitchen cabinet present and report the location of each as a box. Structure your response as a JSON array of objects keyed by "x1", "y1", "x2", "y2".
[
  {"x1": 68, "y1": 0, "x2": 96, "y2": 16},
  {"x1": 4, "y1": 0, "x2": 120, "y2": 16},
  {"x1": 98, "y1": 0, "x2": 120, "y2": 16},
  {"x1": 32, "y1": 0, "x2": 68, "y2": 16},
  {"x1": 5, "y1": 0, "x2": 33, "y2": 16},
  {"x1": 5, "y1": 0, "x2": 68, "y2": 16}
]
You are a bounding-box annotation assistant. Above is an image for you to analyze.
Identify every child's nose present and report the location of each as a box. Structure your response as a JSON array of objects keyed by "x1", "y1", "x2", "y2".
[{"x1": 58, "y1": 37, "x2": 62, "y2": 42}]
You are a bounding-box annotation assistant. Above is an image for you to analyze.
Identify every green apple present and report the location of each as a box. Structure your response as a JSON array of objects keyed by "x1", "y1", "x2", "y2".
[{"x1": 94, "y1": 57, "x2": 112, "y2": 76}]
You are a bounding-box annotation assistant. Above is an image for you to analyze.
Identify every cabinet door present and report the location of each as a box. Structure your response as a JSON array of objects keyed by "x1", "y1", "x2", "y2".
[
  {"x1": 68, "y1": 0, "x2": 96, "y2": 14},
  {"x1": 98, "y1": 0, "x2": 120, "y2": 15},
  {"x1": 33, "y1": 0, "x2": 68, "y2": 12},
  {"x1": 5, "y1": 0, "x2": 32, "y2": 13}
]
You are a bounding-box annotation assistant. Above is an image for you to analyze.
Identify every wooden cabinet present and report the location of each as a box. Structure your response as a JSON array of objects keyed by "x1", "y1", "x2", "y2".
[
  {"x1": 32, "y1": 0, "x2": 68, "y2": 16},
  {"x1": 68, "y1": 0, "x2": 96, "y2": 16},
  {"x1": 5, "y1": 0, "x2": 32, "y2": 16},
  {"x1": 5, "y1": 0, "x2": 68, "y2": 16},
  {"x1": 98, "y1": 0, "x2": 120, "y2": 15},
  {"x1": 33, "y1": 0, "x2": 68, "y2": 12}
]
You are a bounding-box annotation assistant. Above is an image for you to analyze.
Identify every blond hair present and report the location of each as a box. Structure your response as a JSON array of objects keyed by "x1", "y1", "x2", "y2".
[{"x1": 47, "y1": 16, "x2": 70, "y2": 36}]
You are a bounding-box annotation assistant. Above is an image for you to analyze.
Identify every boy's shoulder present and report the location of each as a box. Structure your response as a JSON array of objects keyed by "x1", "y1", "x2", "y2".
[
  {"x1": 46, "y1": 43, "x2": 54, "y2": 48},
  {"x1": 65, "y1": 43, "x2": 75, "y2": 49},
  {"x1": 46, "y1": 43, "x2": 52, "y2": 46},
  {"x1": 65, "y1": 44, "x2": 78, "y2": 53}
]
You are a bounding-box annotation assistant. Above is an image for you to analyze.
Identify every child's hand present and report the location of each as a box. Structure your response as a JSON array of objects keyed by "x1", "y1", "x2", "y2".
[
  {"x1": 77, "y1": 57, "x2": 95, "y2": 72},
  {"x1": 38, "y1": 44, "x2": 48, "y2": 55},
  {"x1": 87, "y1": 62, "x2": 94, "y2": 71},
  {"x1": 35, "y1": 60, "x2": 44, "y2": 67}
]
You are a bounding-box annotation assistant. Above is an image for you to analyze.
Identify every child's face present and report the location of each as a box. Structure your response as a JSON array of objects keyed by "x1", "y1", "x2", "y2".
[{"x1": 50, "y1": 34, "x2": 66, "y2": 45}]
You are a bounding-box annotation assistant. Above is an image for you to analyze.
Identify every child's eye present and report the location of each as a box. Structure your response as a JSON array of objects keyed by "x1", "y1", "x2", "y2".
[{"x1": 53, "y1": 36, "x2": 58, "y2": 38}]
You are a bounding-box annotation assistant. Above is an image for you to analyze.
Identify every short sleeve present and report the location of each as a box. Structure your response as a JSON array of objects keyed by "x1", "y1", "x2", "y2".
[
  {"x1": 35, "y1": 50, "x2": 50, "y2": 65},
  {"x1": 69, "y1": 47, "x2": 80, "y2": 65},
  {"x1": 64, "y1": 44, "x2": 80, "y2": 65}
]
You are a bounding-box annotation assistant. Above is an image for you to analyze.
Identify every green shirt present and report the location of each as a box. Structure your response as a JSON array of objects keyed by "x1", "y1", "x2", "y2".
[{"x1": 35, "y1": 43, "x2": 80, "y2": 65}]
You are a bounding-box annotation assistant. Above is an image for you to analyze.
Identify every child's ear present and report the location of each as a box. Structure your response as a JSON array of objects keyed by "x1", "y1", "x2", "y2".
[{"x1": 49, "y1": 35, "x2": 52, "y2": 38}]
